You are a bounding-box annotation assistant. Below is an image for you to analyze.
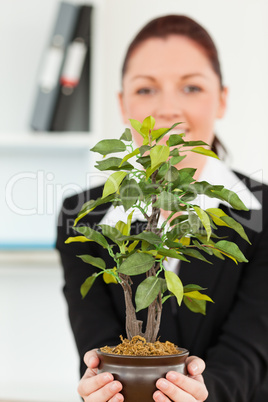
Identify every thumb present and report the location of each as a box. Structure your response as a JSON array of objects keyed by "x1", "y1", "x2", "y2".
[{"x1": 84, "y1": 349, "x2": 100, "y2": 369}]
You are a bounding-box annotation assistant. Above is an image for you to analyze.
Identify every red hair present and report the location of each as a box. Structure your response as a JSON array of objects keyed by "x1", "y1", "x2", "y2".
[{"x1": 122, "y1": 15, "x2": 223, "y2": 87}]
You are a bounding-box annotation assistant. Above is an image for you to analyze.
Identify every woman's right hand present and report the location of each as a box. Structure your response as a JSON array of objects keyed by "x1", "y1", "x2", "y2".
[{"x1": 78, "y1": 349, "x2": 124, "y2": 402}]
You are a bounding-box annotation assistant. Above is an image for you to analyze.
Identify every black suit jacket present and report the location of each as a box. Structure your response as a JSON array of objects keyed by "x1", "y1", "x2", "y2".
[{"x1": 56, "y1": 172, "x2": 268, "y2": 401}]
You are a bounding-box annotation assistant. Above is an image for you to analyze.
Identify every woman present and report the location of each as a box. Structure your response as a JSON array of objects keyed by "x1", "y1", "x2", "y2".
[{"x1": 56, "y1": 15, "x2": 268, "y2": 402}]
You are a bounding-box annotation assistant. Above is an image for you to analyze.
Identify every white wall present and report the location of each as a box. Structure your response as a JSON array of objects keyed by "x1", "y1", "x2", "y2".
[{"x1": 0, "y1": 251, "x2": 81, "y2": 402}]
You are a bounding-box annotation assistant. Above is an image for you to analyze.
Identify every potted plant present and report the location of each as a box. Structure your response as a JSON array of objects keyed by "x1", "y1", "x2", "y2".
[{"x1": 65, "y1": 116, "x2": 249, "y2": 401}]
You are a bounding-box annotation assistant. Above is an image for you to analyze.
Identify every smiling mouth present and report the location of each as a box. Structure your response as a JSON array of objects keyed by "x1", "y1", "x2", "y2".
[
  {"x1": 166, "y1": 128, "x2": 189, "y2": 137},
  {"x1": 169, "y1": 127, "x2": 187, "y2": 133}
]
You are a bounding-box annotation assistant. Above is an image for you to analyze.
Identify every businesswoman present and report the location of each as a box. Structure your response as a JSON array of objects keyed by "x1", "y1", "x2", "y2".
[{"x1": 57, "y1": 15, "x2": 268, "y2": 402}]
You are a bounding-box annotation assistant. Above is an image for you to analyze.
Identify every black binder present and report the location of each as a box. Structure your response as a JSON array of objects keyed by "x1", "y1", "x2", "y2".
[
  {"x1": 51, "y1": 5, "x2": 93, "y2": 132},
  {"x1": 30, "y1": 2, "x2": 79, "y2": 131}
]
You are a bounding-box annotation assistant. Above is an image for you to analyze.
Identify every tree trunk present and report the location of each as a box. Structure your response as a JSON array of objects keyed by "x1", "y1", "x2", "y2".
[{"x1": 121, "y1": 170, "x2": 163, "y2": 342}]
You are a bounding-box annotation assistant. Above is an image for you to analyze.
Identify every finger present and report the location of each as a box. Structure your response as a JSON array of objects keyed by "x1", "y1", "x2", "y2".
[
  {"x1": 78, "y1": 372, "x2": 113, "y2": 396},
  {"x1": 153, "y1": 389, "x2": 170, "y2": 401},
  {"x1": 164, "y1": 371, "x2": 208, "y2": 400},
  {"x1": 84, "y1": 349, "x2": 100, "y2": 369},
  {"x1": 83, "y1": 380, "x2": 123, "y2": 402},
  {"x1": 186, "y1": 356, "x2": 206, "y2": 377},
  {"x1": 109, "y1": 392, "x2": 124, "y2": 402}
]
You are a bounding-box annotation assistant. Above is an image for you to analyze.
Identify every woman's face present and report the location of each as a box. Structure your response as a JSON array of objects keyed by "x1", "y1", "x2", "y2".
[{"x1": 119, "y1": 35, "x2": 227, "y2": 151}]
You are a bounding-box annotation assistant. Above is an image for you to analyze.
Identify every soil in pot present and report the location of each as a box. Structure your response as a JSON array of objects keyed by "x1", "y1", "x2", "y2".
[{"x1": 97, "y1": 336, "x2": 189, "y2": 402}]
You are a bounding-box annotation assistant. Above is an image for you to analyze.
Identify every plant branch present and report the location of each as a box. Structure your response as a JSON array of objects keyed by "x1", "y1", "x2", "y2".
[
  {"x1": 135, "y1": 204, "x2": 150, "y2": 221},
  {"x1": 119, "y1": 273, "x2": 143, "y2": 339}
]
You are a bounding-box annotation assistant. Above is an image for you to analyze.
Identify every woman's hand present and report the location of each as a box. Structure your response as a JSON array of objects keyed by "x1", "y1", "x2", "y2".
[
  {"x1": 78, "y1": 350, "x2": 207, "y2": 402},
  {"x1": 153, "y1": 356, "x2": 208, "y2": 402},
  {"x1": 78, "y1": 349, "x2": 124, "y2": 402}
]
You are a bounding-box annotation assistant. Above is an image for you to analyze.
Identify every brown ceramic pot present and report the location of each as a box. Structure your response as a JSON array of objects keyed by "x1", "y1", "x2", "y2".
[{"x1": 97, "y1": 348, "x2": 189, "y2": 402}]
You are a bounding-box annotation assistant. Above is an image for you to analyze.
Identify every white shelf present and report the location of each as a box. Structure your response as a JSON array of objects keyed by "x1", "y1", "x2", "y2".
[
  {"x1": 0, "y1": 132, "x2": 97, "y2": 149},
  {"x1": 0, "y1": 249, "x2": 60, "y2": 266}
]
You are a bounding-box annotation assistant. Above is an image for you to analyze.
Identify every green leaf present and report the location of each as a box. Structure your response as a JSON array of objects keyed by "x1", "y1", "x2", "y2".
[
  {"x1": 74, "y1": 195, "x2": 115, "y2": 226},
  {"x1": 181, "y1": 248, "x2": 212, "y2": 264},
  {"x1": 102, "y1": 171, "x2": 128, "y2": 198},
  {"x1": 119, "y1": 178, "x2": 141, "y2": 211},
  {"x1": 206, "y1": 208, "x2": 229, "y2": 226},
  {"x1": 150, "y1": 145, "x2": 170, "y2": 171},
  {"x1": 206, "y1": 208, "x2": 251, "y2": 243},
  {"x1": 153, "y1": 191, "x2": 181, "y2": 212},
  {"x1": 164, "y1": 239, "x2": 184, "y2": 249},
  {"x1": 129, "y1": 118, "x2": 143, "y2": 136},
  {"x1": 161, "y1": 294, "x2": 173, "y2": 304},
  {"x1": 74, "y1": 226, "x2": 109, "y2": 249},
  {"x1": 183, "y1": 296, "x2": 207, "y2": 315},
  {"x1": 156, "y1": 163, "x2": 169, "y2": 179},
  {"x1": 135, "y1": 276, "x2": 162, "y2": 312},
  {"x1": 91, "y1": 139, "x2": 126, "y2": 155},
  {"x1": 183, "y1": 284, "x2": 207, "y2": 292},
  {"x1": 182, "y1": 140, "x2": 208, "y2": 147},
  {"x1": 115, "y1": 220, "x2": 128, "y2": 236},
  {"x1": 190, "y1": 147, "x2": 219, "y2": 159},
  {"x1": 95, "y1": 157, "x2": 133, "y2": 171},
  {"x1": 136, "y1": 155, "x2": 151, "y2": 169},
  {"x1": 169, "y1": 148, "x2": 180, "y2": 157},
  {"x1": 178, "y1": 168, "x2": 196, "y2": 186},
  {"x1": 124, "y1": 231, "x2": 162, "y2": 245},
  {"x1": 126, "y1": 210, "x2": 134, "y2": 234},
  {"x1": 168, "y1": 221, "x2": 192, "y2": 240},
  {"x1": 188, "y1": 212, "x2": 202, "y2": 234},
  {"x1": 155, "y1": 122, "x2": 183, "y2": 143},
  {"x1": 190, "y1": 182, "x2": 224, "y2": 197},
  {"x1": 118, "y1": 253, "x2": 155, "y2": 275},
  {"x1": 193, "y1": 206, "x2": 212, "y2": 241},
  {"x1": 77, "y1": 254, "x2": 106, "y2": 270},
  {"x1": 192, "y1": 239, "x2": 213, "y2": 255},
  {"x1": 141, "y1": 115, "x2": 155, "y2": 133},
  {"x1": 169, "y1": 215, "x2": 188, "y2": 226},
  {"x1": 103, "y1": 268, "x2": 118, "y2": 284},
  {"x1": 119, "y1": 148, "x2": 140, "y2": 167},
  {"x1": 215, "y1": 240, "x2": 248, "y2": 263},
  {"x1": 183, "y1": 290, "x2": 214, "y2": 303},
  {"x1": 170, "y1": 155, "x2": 186, "y2": 166},
  {"x1": 164, "y1": 166, "x2": 179, "y2": 182},
  {"x1": 151, "y1": 127, "x2": 169, "y2": 141},
  {"x1": 130, "y1": 117, "x2": 156, "y2": 142},
  {"x1": 139, "y1": 145, "x2": 150, "y2": 155},
  {"x1": 157, "y1": 248, "x2": 189, "y2": 262},
  {"x1": 145, "y1": 166, "x2": 155, "y2": 179},
  {"x1": 159, "y1": 277, "x2": 168, "y2": 293},
  {"x1": 115, "y1": 211, "x2": 133, "y2": 236},
  {"x1": 80, "y1": 274, "x2": 97, "y2": 299},
  {"x1": 120, "y1": 128, "x2": 132, "y2": 141},
  {"x1": 166, "y1": 134, "x2": 185, "y2": 146},
  {"x1": 65, "y1": 236, "x2": 92, "y2": 244},
  {"x1": 194, "y1": 235, "x2": 225, "y2": 260},
  {"x1": 220, "y1": 216, "x2": 251, "y2": 244},
  {"x1": 165, "y1": 271, "x2": 184, "y2": 306},
  {"x1": 211, "y1": 188, "x2": 248, "y2": 211},
  {"x1": 127, "y1": 240, "x2": 139, "y2": 253},
  {"x1": 99, "y1": 224, "x2": 127, "y2": 246}
]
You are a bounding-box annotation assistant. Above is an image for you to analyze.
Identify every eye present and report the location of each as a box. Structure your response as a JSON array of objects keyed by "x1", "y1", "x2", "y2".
[
  {"x1": 136, "y1": 87, "x2": 156, "y2": 95},
  {"x1": 183, "y1": 85, "x2": 202, "y2": 94}
]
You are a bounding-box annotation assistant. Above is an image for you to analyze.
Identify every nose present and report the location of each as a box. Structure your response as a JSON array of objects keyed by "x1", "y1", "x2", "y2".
[{"x1": 155, "y1": 90, "x2": 183, "y2": 123}]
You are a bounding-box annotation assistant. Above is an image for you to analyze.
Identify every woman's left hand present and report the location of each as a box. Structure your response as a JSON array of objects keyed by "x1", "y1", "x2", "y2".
[{"x1": 153, "y1": 356, "x2": 208, "y2": 402}]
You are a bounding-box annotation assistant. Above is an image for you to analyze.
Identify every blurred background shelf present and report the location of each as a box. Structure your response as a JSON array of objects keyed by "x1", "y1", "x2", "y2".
[{"x1": 0, "y1": 132, "x2": 95, "y2": 149}]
